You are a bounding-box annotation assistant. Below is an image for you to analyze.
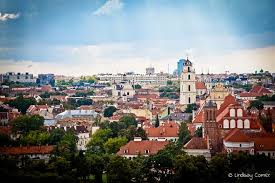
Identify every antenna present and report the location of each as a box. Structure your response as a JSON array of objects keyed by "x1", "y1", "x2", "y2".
[{"x1": 168, "y1": 64, "x2": 170, "y2": 74}]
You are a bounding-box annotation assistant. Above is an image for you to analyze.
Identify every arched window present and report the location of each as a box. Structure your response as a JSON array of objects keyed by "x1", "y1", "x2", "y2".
[
  {"x1": 188, "y1": 97, "x2": 191, "y2": 104},
  {"x1": 237, "y1": 109, "x2": 243, "y2": 117},
  {"x1": 230, "y1": 109, "x2": 235, "y2": 117},
  {"x1": 188, "y1": 67, "x2": 190, "y2": 72},
  {"x1": 230, "y1": 119, "x2": 236, "y2": 128},
  {"x1": 223, "y1": 119, "x2": 229, "y2": 128},
  {"x1": 244, "y1": 119, "x2": 250, "y2": 129},
  {"x1": 188, "y1": 75, "x2": 191, "y2": 80},
  {"x1": 188, "y1": 85, "x2": 191, "y2": 91},
  {"x1": 237, "y1": 119, "x2": 243, "y2": 128}
]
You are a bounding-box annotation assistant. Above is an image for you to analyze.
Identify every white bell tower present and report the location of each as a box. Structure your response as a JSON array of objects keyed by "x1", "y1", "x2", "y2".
[{"x1": 180, "y1": 58, "x2": 196, "y2": 105}]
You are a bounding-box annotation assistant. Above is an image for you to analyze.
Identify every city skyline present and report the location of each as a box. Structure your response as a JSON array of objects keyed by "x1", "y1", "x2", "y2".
[{"x1": 0, "y1": 0, "x2": 275, "y2": 76}]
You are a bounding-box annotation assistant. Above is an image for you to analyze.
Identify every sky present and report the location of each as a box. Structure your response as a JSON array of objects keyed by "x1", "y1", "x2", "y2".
[{"x1": 0, "y1": 0, "x2": 275, "y2": 76}]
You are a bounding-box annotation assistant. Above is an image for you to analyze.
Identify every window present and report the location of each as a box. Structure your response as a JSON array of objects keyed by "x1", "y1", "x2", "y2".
[
  {"x1": 223, "y1": 119, "x2": 229, "y2": 128},
  {"x1": 244, "y1": 119, "x2": 250, "y2": 129},
  {"x1": 188, "y1": 67, "x2": 190, "y2": 72},
  {"x1": 240, "y1": 144, "x2": 242, "y2": 147},
  {"x1": 230, "y1": 109, "x2": 235, "y2": 117},
  {"x1": 188, "y1": 75, "x2": 190, "y2": 80},
  {"x1": 188, "y1": 97, "x2": 191, "y2": 104},
  {"x1": 237, "y1": 119, "x2": 243, "y2": 128},
  {"x1": 237, "y1": 109, "x2": 243, "y2": 117},
  {"x1": 127, "y1": 92, "x2": 129, "y2": 95},
  {"x1": 188, "y1": 85, "x2": 191, "y2": 91},
  {"x1": 145, "y1": 150, "x2": 150, "y2": 154},
  {"x1": 230, "y1": 119, "x2": 236, "y2": 128}
]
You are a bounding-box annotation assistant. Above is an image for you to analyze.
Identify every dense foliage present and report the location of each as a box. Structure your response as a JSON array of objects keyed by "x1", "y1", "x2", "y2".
[
  {"x1": 103, "y1": 106, "x2": 117, "y2": 117},
  {"x1": 5, "y1": 95, "x2": 36, "y2": 114}
]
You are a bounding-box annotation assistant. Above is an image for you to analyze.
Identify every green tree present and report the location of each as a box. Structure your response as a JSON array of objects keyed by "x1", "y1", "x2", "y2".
[
  {"x1": 20, "y1": 130, "x2": 50, "y2": 145},
  {"x1": 6, "y1": 95, "x2": 36, "y2": 114},
  {"x1": 12, "y1": 115, "x2": 44, "y2": 133},
  {"x1": 55, "y1": 130, "x2": 78, "y2": 160},
  {"x1": 133, "y1": 84, "x2": 142, "y2": 89},
  {"x1": 178, "y1": 123, "x2": 191, "y2": 144},
  {"x1": 86, "y1": 129, "x2": 112, "y2": 153},
  {"x1": 49, "y1": 128, "x2": 65, "y2": 145},
  {"x1": 155, "y1": 114, "x2": 160, "y2": 127},
  {"x1": 86, "y1": 154, "x2": 105, "y2": 183},
  {"x1": 167, "y1": 80, "x2": 173, "y2": 85},
  {"x1": 104, "y1": 106, "x2": 117, "y2": 117},
  {"x1": 249, "y1": 100, "x2": 263, "y2": 110},
  {"x1": 119, "y1": 115, "x2": 137, "y2": 127},
  {"x1": 106, "y1": 156, "x2": 132, "y2": 183},
  {"x1": 194, "y1": 126, "x2": 203, "y2": 137},
  {"x1": 185, "y1": 103, "x2": 196, "y2": 113},
  {"x1": 174, "y1": 155, "x2": 209, "y2": 183},
  {"x1": 103, "y1": 137, "x2": 128, "y2": 154}
]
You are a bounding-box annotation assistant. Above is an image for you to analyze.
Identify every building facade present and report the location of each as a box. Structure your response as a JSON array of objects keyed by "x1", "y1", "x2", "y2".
[
  {"x1": 180, "y1": 59, "x2": 196, "y2": 105},
  {"x1": 97, "y1": 73, "x2": 167, "y2": 85},
  {"x1": 4, "y1": 72, "x2": 36, "y2": 83},
  {"x1": 37, "y1": 74, "x2": 55, "y2": 86}
]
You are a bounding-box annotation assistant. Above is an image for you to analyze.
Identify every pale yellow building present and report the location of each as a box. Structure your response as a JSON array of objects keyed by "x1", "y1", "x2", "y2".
[{"x1": 206, "y1": 83, "x2": 230, "y2": 109}]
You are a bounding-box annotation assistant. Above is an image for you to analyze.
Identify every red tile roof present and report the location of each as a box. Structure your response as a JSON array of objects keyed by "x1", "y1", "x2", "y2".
[
  {"x1": 196, "y1": 82, "x2": 207, "y2": 90},
  {"x1": 193, "y1": 110, "x2": 204, "y2": 123},
  {"x1": 184, "y1": 137, "x2": 208, "y2": 149},
  {"x1": 134, "y1": 94, "x2": 159, "y2": 100},
  {"x1": 250, "y1": 86, "x2": 271, "y2": 94},
  {"x1": 145, "y1": 123, "x2": 179, "y2": 137},
  {"x1": 217, "y1": 94, "x2": 237, "y2": 115},
  {"x1": 0, "y1": 145, "x2": 54, "y2": 155},
  {"x1": 223, "y1": 129, "x2": 251, "y2": 142},
  {"x1": 239, "y1": 92, "x2": 261, "y2": 97},
  {"x1": 117, "y1": 140, "x2": 169, "y2": 156}
]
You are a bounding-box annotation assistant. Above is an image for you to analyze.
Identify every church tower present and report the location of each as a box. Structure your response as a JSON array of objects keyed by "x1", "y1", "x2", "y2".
[
  {"x1": 180, "y1": 58, "x2": 196, "y2": 105},
  {"x1": 203, "y1": 101, "x2": 221, "y2": 153}
]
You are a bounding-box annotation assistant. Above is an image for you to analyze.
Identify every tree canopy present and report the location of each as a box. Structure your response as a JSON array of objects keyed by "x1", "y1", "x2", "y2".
[
  {"x1": 12, "y1": 115, "x2": 44, "y2": 133},
  {"x1": 5, "y1": 95, "x2": 36, "y2": 114}
]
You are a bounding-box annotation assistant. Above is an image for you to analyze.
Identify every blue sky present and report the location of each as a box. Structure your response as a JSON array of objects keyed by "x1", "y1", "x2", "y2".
[{"x1": 0, "y1": 0, "x2": 275, "y2": 75}]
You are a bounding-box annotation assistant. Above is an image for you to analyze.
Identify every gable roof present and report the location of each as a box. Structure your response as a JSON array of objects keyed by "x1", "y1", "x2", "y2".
[
  {"x1": 250, "y1": 86, "x2": 271, "y2": 94},
  {"x1": 117, "y1": 140, "x2": 169, "y2": 156},
  {"x1": 145, "y1": 123, "x2": 179, "y2": 137},
  {"x1": 196, "y1": 82, "x2": 207, "y2": 90},
  {"x1": 184, "y1": 137, "x2": 208, "y2": 149},
  {"x1": 223, "y1": 129, "x2": 251, "y2": 142}
]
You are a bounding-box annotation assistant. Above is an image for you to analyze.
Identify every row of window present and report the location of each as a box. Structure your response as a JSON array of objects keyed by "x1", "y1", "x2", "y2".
[
  {"x1": 229, "y1": 108, "x2": 243, "y2": 117},
  {"x1": 123, "y1": 150, "x2": 150, "y2": 154},
  {"x1": 223, "y1": 119, "x2": 250, "y2": 129}
]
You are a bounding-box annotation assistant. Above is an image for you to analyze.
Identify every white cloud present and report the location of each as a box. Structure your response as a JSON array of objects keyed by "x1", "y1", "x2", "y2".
[
  {"x1": 0, "y1": 12, "x2": 20, "y2": 21},
  {"x1": 93, "y1": 0, "x2": 123, "y2": 16}
]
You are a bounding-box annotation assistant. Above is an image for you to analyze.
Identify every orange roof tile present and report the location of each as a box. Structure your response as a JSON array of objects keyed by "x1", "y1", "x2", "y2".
[
  {"x1": 145, "y1": 124, "x2": 179, "y2": 138},
  {"x1": 117, "y1": 140, "x2": 169, "y2": 155},
  {"x1": 0, "y1": 145, "x2": 54, "y2": 155},
  {"x1": 195, "y1": 82, "x2": 207, "y2": 90},
  {"x1": 184, "y1": 137, "x2": 208, "y2": 149},
  {"x1": 224, "y1": 129, "x2": 251, "y2": 142}
]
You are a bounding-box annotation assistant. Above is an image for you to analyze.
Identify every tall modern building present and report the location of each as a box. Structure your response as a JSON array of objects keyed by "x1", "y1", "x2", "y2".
[
  {"x1": 37, "y1": 74, "x2": 55, "y2": 86},
  {"x1": 177, "y1": 59, "x2": 186, "y2": 77}
]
